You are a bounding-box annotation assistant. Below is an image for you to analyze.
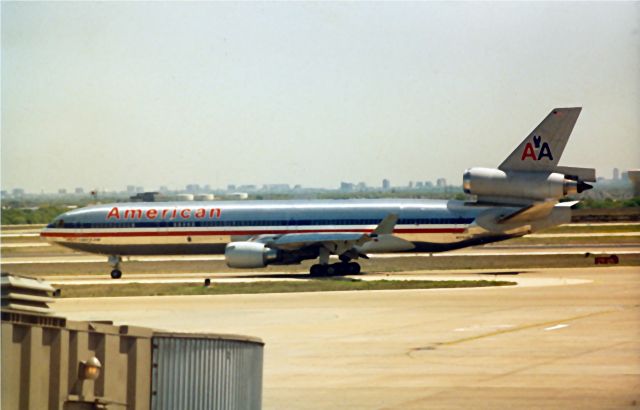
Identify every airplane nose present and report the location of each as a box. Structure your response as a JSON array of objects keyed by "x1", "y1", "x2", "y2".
[{"x1": 41, "y1": 214, "x2": 66, "y2": 241}]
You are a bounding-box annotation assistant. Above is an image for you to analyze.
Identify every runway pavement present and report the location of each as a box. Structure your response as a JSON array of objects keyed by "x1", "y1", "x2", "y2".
[
  {"x1": 3, "y1": 244, "x2": 639, "y2": 265},
  {"x1": 54, "y1": 266, "x2": 640, "y2": 409}
]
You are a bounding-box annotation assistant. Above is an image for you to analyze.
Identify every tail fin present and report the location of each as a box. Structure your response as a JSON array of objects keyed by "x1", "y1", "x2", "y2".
[{"x1": 498, "y1": 107, "x2": 582, "y2": 172}]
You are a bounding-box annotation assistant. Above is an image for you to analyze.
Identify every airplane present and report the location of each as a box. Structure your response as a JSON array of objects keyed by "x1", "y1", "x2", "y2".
[{"x1": 41, "y1": 107, "x2": 595, "y2": 279}]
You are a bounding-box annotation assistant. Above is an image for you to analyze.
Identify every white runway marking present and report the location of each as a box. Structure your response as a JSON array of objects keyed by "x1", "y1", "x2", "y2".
[
  {"x1": 1, "y1": 243, "x2": 51, "y2": 248},
  {"x1": 545, "y1": 324, "x2": 569, "y2": 331},
  {"x1": 0, "y1": 233, "x2": 40, "y2": 237}
]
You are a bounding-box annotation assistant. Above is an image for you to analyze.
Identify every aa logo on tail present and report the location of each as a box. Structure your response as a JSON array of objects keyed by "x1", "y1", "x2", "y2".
[{"x1": 521, "y1": 135, "x2": 553, "y2": 161}]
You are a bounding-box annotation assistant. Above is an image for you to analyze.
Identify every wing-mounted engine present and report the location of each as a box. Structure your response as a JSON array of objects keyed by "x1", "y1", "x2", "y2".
[
  {"x1": 225, "y1": 242, "x2": 280, "y2": 268},
  {"x1": 225, "y1": 241, "x2": 319, "y2": 268}
]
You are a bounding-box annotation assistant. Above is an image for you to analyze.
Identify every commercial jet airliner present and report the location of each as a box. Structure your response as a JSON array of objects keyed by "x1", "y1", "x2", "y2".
[{"x1": 41, "y1": 108, "x2": 595, "y2": 278}]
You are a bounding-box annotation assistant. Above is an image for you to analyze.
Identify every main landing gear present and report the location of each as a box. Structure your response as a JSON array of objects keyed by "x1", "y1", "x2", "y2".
[
  {"x1": 309, "y1": 262, "x2": 361, "y2": 276},
  {"x1": 308, "y1": 246, "x2": 363, "y2": 276},
  {"x1": 108, "y1": 255, "x2": 123, "y2": 279}
]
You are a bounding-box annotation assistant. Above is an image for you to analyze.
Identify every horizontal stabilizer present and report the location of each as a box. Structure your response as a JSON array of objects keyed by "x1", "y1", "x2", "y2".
[
  {"x1": 555, "y1": 166, "x2": 596, "y2": 182},
  {"x1": 498, "y1": 201, "x2": 557, "y2": 224}
]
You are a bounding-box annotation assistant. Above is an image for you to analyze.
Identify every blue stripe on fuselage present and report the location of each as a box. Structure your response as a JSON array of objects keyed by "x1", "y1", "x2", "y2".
[{"x1": 50, "y1": 217, "x2": 475, "y2": 229}]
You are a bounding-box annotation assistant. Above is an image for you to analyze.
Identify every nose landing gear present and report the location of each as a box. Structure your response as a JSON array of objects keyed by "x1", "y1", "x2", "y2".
[{"x1": 108, "y1": 255, "x2": 123, "y2": 279}]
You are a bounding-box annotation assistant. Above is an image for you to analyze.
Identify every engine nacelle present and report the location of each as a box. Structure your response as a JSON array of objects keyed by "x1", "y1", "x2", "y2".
[
  {"x1": 225, "y1": 242, "x2": 280, "y2": 268},
  {"x1": 463, "y1": 167, "x2": 583, "y2": 201}
]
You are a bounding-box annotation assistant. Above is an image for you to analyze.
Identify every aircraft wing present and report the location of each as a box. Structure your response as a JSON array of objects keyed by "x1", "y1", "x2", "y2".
[
  {"x1": 253, "y1": 214, "x2": 399, "y2": 253},
  {"x1": 268, "y1": 232, "x2": 366, "y2": 251}
]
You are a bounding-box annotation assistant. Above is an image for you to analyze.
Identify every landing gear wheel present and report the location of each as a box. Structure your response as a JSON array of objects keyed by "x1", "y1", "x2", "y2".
[
  {"x1": 310, "y1": 264, "x2": 325, "y2": 276},
  {"x1": 110, "y1": 269, "x2": 122, "y2": 279},
  {"x1": 347, "y1": 262, "x2": 361, "y2": 274},
  {"x1": 329, "y1": 263, "x2": 347, "y2": 275}
]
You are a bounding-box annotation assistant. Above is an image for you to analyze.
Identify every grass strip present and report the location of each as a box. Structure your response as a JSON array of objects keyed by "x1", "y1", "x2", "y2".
[{"x1": 54, "y1": 279, "x2": 515, "y2": 298}]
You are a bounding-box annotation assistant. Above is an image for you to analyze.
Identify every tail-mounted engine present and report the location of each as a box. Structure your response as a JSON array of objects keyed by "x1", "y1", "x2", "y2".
[{"x1": 463, "y1": 167, "x2": 593, "y2": 203}]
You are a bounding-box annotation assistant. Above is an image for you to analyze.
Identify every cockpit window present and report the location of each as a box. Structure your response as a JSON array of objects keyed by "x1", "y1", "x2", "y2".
[{"x1": 56, "y1": 219, "x2": 65, "y2": 228}]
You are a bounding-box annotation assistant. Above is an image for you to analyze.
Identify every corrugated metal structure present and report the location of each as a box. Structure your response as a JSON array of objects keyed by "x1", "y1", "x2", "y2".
[
  {"x1": 152, "y1": 333, "x2": 264, "y2": 410},
  {"x1": 1, "y1": 273, "x2": 265, "y2": 410}
]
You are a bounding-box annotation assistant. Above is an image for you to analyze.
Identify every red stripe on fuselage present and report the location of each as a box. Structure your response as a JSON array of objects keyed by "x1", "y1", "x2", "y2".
[{"x1": 41, "y1": 228, "x2": 466, "y2": 238}]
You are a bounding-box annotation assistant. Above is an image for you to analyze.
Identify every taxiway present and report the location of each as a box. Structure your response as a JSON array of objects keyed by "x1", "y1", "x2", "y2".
[
  {"x1": 3, "y1": 244, "x2": 639, "y2": 265},
  {"x1": 54, "y1": 266, "x2": 640, "y2": 409}
]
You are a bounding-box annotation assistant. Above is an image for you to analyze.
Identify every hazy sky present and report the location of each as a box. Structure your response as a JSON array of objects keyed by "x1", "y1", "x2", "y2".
[{"x1": 2, "y1": 1, "x2": 639, "y2": 193}]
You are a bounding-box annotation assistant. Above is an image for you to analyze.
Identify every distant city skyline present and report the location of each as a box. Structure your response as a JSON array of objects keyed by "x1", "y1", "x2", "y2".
[
  {"x1": 2, "y1": 166, "x2": 633, "y2": 198},
  {"x1": 2, "y1": 2, "x2": 639, "y2": 192}
]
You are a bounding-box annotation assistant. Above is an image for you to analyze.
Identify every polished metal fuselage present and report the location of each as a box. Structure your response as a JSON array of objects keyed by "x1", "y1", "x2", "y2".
[{"x1": 40, "y1": 199, "x2": 512, "y2": 255}]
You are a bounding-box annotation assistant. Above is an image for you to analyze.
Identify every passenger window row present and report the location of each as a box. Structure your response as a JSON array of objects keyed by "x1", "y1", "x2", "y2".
[{"x1": 51, "y1": 218, "x2": 474, "y2": 229}]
